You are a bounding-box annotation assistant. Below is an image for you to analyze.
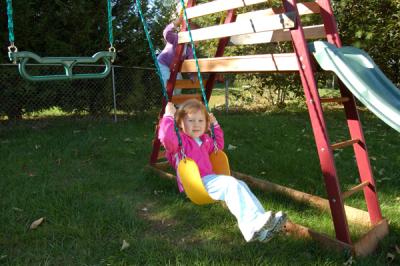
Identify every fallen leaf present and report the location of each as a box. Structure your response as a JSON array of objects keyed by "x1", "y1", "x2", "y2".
[
  {"x1": 370, "y1": 156, "x2": 377, "y2": 161},
  {"x1": 227, "y1": 144, "x2": 237, "y2": 150},
  {"x1": 387, "y1": 252, "x2": 395, "y2": 263},
  {"x1": 141, "y1": 207, "x2": 148, "y2": 212},
  {"x1": 120, "y1": 240, "x2": 130, "y2": 251},
  {"x1": 12, "y1": 207, "x2": 23, "y2": 212},
  {"x1": 343, "y1": 256, "x2": 354, "y2": 265},
  {"x1": 30, "y1": 217, "x2": 45, "y2": 229},
  {"x1": 124, "y1": 138, "x2": 133, "y2": 142},
  {"x1": 396, "y1": 245, "x2": 400, "y2": 254}
]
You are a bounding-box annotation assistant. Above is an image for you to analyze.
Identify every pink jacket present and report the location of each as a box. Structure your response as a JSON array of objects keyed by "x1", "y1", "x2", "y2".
[{"x1": 158, "y1": 115, "x2": 224, "y2": 192}]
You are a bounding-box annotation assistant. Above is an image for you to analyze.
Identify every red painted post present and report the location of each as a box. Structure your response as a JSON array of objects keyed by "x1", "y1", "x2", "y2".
[
  {"x1": 317, "y1": 0, "x2": 383, "y2": 224},
  {"x1": 282, "y1": 0, "x2": 351, "y2": 243}
]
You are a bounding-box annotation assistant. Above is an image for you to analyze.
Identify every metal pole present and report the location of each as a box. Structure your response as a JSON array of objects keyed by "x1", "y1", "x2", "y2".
[{"x1": 111, "y1": 65, "x2": 117, "y2": 122}]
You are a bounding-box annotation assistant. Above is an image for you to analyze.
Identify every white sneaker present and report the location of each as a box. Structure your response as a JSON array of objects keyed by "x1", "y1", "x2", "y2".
[{"x1": 252, "y1": 211, "x2": 287, "y2": 243}]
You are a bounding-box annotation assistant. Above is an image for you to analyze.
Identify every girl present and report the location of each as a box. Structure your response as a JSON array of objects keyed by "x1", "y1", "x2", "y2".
[
  {"x1": 157, "y1": 16, "x2": 198, "y2": 96},
  {"x1": 158, "y1": 99, "x2": 287, "y2": 242}
]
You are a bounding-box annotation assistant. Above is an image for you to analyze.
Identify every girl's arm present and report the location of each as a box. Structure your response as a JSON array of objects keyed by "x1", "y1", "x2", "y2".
[
  {"x1": 158, "y1": 103, "x2": 180, "y2": 154},
  {"x1": 208, "y1": 113, "x2": 224, "y2": 153},
  {"x1": 163, "y1": 17, "x2": 182, "y2": 44}
]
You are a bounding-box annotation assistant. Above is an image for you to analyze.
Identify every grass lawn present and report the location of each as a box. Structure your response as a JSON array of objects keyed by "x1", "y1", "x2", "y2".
[{"x1": 0, "y1": 109, "x2": 399, "y2": 265}]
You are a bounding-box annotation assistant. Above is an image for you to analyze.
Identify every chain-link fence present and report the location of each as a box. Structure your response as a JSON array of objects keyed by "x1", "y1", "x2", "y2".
[{"x1": 0, "y1": 64, "x2": 163, "y2": 121}]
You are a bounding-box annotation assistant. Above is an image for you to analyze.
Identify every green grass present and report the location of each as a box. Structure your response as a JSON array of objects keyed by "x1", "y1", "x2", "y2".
[{"x1": 0, "y1": 110, "x2": 399, "y2": 265}]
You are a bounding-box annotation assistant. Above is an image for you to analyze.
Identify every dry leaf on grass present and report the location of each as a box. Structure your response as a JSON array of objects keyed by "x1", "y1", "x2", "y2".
[
  {"x1": 387, "y1": 252, "x2": 395, "y2": 263},
  {"x1": 343, "y1": 256, "x2": 354, "y2": 265},
  {"x1": 396, "y1": 245, "x2": 400, "y2": 254},
  {"x1": 120, "y1": 240, "x2": 130, "y2": 251},
  {"x1": 227, "y1": 144, "x2": 237, "y2": 150},
  {"x1": 30, "y1": 217, "x2": 45, "y2": 229}
]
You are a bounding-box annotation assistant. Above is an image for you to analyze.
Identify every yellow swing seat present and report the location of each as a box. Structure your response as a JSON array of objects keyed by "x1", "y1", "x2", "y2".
[{"x1": 178, "y1": 150, "x2": 230, "y2": 205}]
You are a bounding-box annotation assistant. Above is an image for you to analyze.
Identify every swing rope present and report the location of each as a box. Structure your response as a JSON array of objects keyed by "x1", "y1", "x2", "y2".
[
  {"x1": 6, "y1": 0, "x2": 16, "y2": 53},
  {"x1": 107, "y1": 0, "x2": 116, "y2": 53},
  {"x1": 135, "y1": 0, "x2": 185, "y2": 158}
]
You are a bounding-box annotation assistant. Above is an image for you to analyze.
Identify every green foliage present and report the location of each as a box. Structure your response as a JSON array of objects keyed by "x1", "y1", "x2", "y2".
[{"x1": 333, "y1": 0, "x2": 400, "y2": 86}]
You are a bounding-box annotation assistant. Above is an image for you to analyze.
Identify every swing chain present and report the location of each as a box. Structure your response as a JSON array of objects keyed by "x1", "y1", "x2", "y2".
[
  {"x1": 180, "y1": 147, "x2": 187, "y2": 162},
  {"x1": 108, "y1": 46, "x2": 116, "y2": 62},
  {"x1": 213, "y1": 141, "x2": 219, "y2": 154},
  {"x1": 8, "y1": 43, "x2": 18, "y2": 64}
]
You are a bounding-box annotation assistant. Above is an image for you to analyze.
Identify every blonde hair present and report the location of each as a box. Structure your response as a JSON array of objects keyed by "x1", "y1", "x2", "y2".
[{"x1": 175, "y1": 99, "x2": 209, "y2": 129}]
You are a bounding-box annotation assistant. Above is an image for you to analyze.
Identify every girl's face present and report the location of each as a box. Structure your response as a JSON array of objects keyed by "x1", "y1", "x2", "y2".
[{"x1": 181, "y1": 110, "x2": 207, "y2": 138}]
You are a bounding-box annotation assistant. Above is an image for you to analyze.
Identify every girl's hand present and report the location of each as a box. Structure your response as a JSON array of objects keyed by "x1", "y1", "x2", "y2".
[
  {"x1": 165, "y1": 102, "x2": 176, "y2": 116},
  {"x1": 209, "y1": 113, "x2": 218, "y2": 125}
]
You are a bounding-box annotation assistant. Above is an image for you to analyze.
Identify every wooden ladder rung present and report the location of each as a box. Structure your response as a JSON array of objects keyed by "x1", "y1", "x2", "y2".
[
  {"x1": 331, "y1": 139, "x2": 360, "y2": 150},
  {"x1": 171, "y1": 94, "x2": 202, "y2": 104},
  {"x1": 154, "y1": 161, "x2": 171, "y2": 171},
  {"x1": 320, "y1": 97, "x2": 350, "y2": 103},
  {"x1": 342, "y1": 181, "x2": 371, "y2": 199},
  {"x1": 157, "y1": 150, "x2": 165, "y2": 160},
  {"x1": 175, "y1": 79, "x2": 207, "y2": 89}
]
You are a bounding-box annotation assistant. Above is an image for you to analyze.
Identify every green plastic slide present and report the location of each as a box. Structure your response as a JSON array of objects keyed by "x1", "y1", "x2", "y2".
[{"x1": 309, "y1": 41, "x2": 400, "y2": 133}]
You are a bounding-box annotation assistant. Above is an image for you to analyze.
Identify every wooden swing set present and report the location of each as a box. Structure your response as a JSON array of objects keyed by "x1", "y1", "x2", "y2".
[{"x1": 139, "y1": 0, "x2": 389, "y2": 257}]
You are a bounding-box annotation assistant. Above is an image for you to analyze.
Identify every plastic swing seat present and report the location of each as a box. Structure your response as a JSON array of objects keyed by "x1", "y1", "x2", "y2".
[{"x1": 178, "y1": 150, "x2": 230, "y2": 205}]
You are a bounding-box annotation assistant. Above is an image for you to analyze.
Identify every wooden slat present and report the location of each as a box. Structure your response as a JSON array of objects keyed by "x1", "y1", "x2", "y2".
[
  {"x1": 236, "y1": 2, "x2": 320, "y2": 21},
  {"x1": 320, "y1": 97, "x2": 350, "y2": 103},
  {"x1": 331, "y1": 139, "x2": 360, "y2": 150},
  {"x1": 157, "y1": 150, "x2": 166, "y2": 160},
  {"x1": 230, "y1": 24, "x2": 326, "y2": 45},
  {"x1": 178, "y1": 12, "x2": 295, "y2": 43},
  {"x1": 354, "y1": 219, "x2": 389, "y2": 257},
  {"x1": 285, "y1": 221, "x2": 353, "y2": 253},
  {"x1": 185, "y1": 1, "x2": 319, "y2": 19},
  {"x1": 180, "y1": 53, "x2": 299, "y2": 73},
  {"x1": 171, "y1": 94, "x2": 202, "y2": 104},
  {"x1": 153, "y1": 161, "x2": 170, "y2": 171},
  {"x1": 185, "y1": 0, "x2": 267, "y2": 19},
  {"x1": 175, "y1": 79, "x2": 207, "y2": 89},
  {"x1": 342, "y1": 181, "x2": 370, "y2": 199}
]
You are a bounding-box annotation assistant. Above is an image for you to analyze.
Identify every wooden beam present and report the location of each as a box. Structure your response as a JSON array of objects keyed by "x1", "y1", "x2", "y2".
[
  {"x1": 284, "y1": 221, "x2": 353, "y2": 253},
  {"x1": 331, "y1": 139, "x2": 360, "y2": 150},
  {"x1": 171, "y1": 94, "x2": 202, "y2": 105},
  {"x1": 185, "y1": 0, "x2": 267, "y2": 19},
  {"x1": 180, "y1": 53, "x2": 299, "y2": 73},
  {"x1": 157, "y1": 150, "x2": 166, "y2": 160},
  {"x1": 185, "y1": 1, "x2": 319, "y2": 19},
  {"x1": 354, "y1": 219, "x2": 389, "y2": 257},
  {"x1": 229, "y1": 24, "x2": 326, "y2": 45},
  {"x1": 178, "y1": 12, "x2": 295, "y2": 43},
  {"x1": 232, "y1": 171, "x2": 372, "y2": 227},
  {"x1": 175, "y1": 79, "x2": 207, "y2": 89},
  {"x1": 236, "y1": 2, "x2": 320, "y2": 21},
  {"x1": 320, "y1": 96, "x2": 350, "y2": 103},
  {"x1": 342, "y1": 181, "x2": 370, "y2": 199}
]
